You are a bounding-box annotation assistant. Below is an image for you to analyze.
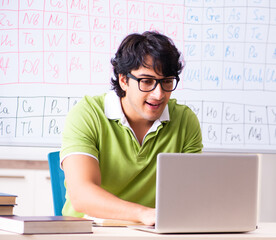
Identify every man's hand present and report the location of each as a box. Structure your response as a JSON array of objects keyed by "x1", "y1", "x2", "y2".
[{"x1": 138, "y1": 207, "x2": 156, "y2": 226}]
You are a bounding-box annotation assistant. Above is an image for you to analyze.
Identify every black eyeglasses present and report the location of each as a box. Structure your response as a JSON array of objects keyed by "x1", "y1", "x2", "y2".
[{"x1": 127, "y1": 73, "x2": 179, "y2": 92}]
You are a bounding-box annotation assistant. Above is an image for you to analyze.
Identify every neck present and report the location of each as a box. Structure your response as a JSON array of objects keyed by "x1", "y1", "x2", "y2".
[
  {"x1": 128, "y1": 119, "x2": 153, "y2": 145},
  {"x1": 120, "y1": 98, "x2": 154, "y2": 145}
]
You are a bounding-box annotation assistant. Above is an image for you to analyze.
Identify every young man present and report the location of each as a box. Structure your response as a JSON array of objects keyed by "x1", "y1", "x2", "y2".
[{"x1": 60, "y1": 31, "x2": 203, "y2": 225}]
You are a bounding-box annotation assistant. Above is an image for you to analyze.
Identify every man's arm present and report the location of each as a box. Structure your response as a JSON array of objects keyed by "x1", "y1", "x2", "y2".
[{"x1": 62, "y1": 154, "x2": 155, "y2": 225}]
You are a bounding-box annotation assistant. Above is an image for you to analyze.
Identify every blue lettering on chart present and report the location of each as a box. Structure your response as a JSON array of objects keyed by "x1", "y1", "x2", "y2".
[
  {"x1": 244, "y1": 68, "x2": 263, "y2": 82},
  {"x1": 184, "y1": 68, "x2": 200, "y2": 82},
  {"x1": 266, "y1": 69, "x2": 276, "y2": 83},
  {"x1": 225, "y1": 45, "x2": 235, "y2": 57},
  {"x1": 188, "y1": 28, "x2": 198, "y2": 40},
  {"x1": 225, "y1": 67, "x2": 241, "y2": 84},
  {"x1": 204, "y1": 44, "x2": 215, "y2": 57},
  {"x1": 206, "y1": 28, "x2": 218, "y2": 39},
  {"x1": 248, "y1": 45, "x2": 258, "y2": 58},
  {"x1": 227, "y1": 8, "x2": 240, "y2": 21},
  {"x1": 204, "y1": 67, "x2": 220, "y2": 86},
  {"x1": 226, "y1": 25, "x2": 240, "y2": 39},
  {"x1": 185, "y1": 44, "x2": 196, "y2": 56},
  {"x1": 251, "y1": 27, "x2": 262, "y2": 40},
  {"x1": 186, "y1": 8, "x2": 199, "y2": 22},
  {"x1": 206, "y1": 7, "x2": 221, "y2": 22},
  {"x1": 253, "y1": 9, "x2": 265, "y2": 22}
]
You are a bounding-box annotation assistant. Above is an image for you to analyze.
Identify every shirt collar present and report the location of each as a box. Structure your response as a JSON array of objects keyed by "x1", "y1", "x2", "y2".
[{"x1": 104, "y1": 91, "x2": 170, "y2": 123}]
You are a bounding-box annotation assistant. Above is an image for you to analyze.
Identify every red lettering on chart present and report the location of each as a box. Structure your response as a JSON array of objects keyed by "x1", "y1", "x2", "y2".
[
  {"x1": 148, "y1": 23, "x2": 160, "y2": 32},
  {"x1": 1, "y1": 0, "x2": 11, "y2": 7},
  {"x1": 50, "y1": 0, "x2": 64, "y2": 8},
  {"x1": 128, "y1": 21, "x2": 138, "y2": 32},
  {"x1": 148, "y1": 5, "x2": 159, "y2": 19},
  {"x1": 91, "y1": 0, "x2": 104, "y2": 14},
  {"x1": 69, "y1": 57, "x2": 83, "y2": 72},
  {"x1": 166, "y1": 24, "x2": 177, "y2": 38},
  {"x1": 47, "y1": 53, "x2": 59, "y2": 78},
  {"x1": 165, "y1": 7, "x2": 180, "y2": 20},
  {"x1": 70, "y1": 32, "x2": 84, "y2": 45},
  {"x1": 71, "y1": 15, "x2": 82, "y2": 29},
  {"x1": 26, "y1": 0, "x2": 35, "y2": 7},
  {"x1": 92, "y1": 18, "x2": 106, "y2": 31},
  {"x1": 23, "y1": 32, "x2": 35, "y2": 46},
  {"x1": 23, "y1": 13, "x2": 40, "y2": 26},
  {"x1": 111, "y1": 35, "x2": 120, "y2": 50},
  {"x1": 93, "y1": 35, "x2": 105, "y2": 47},
  {"x1": 128, "y1": 4, "x2": 141, "y2": 16},
  {"x1": 70, "y1": 0, "x2": 87, "y2": 11},
  {"x1": 22, "y1": 59, "x2": 40, "y2": 75},
  {"x1": 48, "y1": 14, "x2": 63, "y2": 27},
  {"x1": 47, "y1": 33, "x2": 64, "y2": 47},
  {"x1": 0, "y1": 13, "x2": 13, "y2": 27},
  {"x1": 112, "y1": 19, "x2": 122, "y2": 32},
  {"x1": 1, "y1": 34, "x2": 15, "y2": 47},
  {"x1": 113, "y1": 3, "x2": 124, "y2": 16},
  {"x1": 91, "y1": 60, "x2": 103, "y2": 72},
  {"x1": 0, "y1": 57, "x2": 9, "y2": 75}
]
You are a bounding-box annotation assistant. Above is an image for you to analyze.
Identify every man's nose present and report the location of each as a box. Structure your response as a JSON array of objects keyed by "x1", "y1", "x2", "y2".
[{"x1": 151, "y1": 82, "x2": 165, "y2": 99}]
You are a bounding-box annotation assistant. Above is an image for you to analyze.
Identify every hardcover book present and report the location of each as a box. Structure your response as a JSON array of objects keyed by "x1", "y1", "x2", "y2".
[
  {"x1": 0, "y1": 205, "x2": 15, "y2": 216},
  {"x1": 0, "y1": 215, "x2": 93, "y2": 234},
  {"x1": 0, "y1": 193, "x2": 17, "y2": 205}
]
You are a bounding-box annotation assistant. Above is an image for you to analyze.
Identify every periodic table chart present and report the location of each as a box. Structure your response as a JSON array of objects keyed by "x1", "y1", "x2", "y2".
[{"x1": 0, "y1": 0, "x2": 276, "y2": 152}]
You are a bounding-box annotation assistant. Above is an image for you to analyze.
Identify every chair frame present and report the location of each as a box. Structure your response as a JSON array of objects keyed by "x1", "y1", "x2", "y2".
[{"x1": 48, "y1": 151, "x2": 66, "y2": 216}]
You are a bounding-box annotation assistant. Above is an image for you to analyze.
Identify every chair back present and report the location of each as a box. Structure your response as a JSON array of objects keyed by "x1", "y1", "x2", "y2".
[{"x1": 48, "y1": 151, "x2": 66, "y2": 216}]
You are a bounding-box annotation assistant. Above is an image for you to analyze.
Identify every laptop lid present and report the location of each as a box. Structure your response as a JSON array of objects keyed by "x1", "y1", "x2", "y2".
[{"x1": 153, "y1": 153, "x2": 259, "y2": 233}]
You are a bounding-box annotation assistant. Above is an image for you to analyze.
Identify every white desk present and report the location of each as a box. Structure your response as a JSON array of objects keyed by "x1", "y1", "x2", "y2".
[{"x1": 0, "y1": 223, "x2": 276, "y2": 240}]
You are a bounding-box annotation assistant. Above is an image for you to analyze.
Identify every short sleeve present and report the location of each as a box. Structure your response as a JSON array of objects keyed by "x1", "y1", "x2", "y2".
[
  {"x1": 60, "y1": 96, "x2": 103, "y2": 161},
  {"x1": 182, "y1": 108, "x2": 203, "y2": 153}
]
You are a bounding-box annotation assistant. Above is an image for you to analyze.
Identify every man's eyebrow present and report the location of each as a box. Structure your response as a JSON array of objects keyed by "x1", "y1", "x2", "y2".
[{"x1": 137, "y1": 74, "x2": 156, "y2": 78}]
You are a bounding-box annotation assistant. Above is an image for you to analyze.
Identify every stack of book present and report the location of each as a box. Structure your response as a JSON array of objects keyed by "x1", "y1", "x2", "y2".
[
  {"x1": 0, "y1": 215, "x2": 93, "y2": 234},
  {"x1": 0, "y1": 193, "x2": 17, "y2": 216},
  {"x1": 0, "y1": 193, "x2": 93, "y2": 234}
]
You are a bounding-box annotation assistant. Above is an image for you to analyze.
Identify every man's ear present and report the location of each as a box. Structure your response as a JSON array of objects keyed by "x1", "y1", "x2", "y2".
[{"x1": 119, "y1": 74, "x2": 128, "y2": 91}]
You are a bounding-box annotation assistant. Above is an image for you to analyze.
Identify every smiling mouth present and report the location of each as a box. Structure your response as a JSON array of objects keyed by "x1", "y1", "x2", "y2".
[{"x1": 146, "y1": 101, "x2": 162, "y2": 107}]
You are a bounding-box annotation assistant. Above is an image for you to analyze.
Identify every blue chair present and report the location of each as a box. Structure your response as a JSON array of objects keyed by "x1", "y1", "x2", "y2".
[{"x1": 48, "y1": 151, "x2": 66, "y2": 216}]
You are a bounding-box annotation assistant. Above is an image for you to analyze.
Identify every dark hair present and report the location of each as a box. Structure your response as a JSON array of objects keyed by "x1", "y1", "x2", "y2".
[{"x1": 110, "y1": 31, "x2": 184, "y2": 97}]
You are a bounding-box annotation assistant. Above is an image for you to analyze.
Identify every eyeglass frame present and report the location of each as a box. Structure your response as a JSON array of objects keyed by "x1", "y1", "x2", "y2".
[{"x1": 126, "y1": 73, "x2": 180, "y2": 92}]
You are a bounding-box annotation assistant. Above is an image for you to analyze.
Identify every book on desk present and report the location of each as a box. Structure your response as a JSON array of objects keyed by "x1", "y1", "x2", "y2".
[
  {"x1": 0, "y1": 205, "x2": 16, "y2": 216},
  {"x1": 0, "y1": 193, "x2": 17, "y2": 216},
  {"x1": 0, "y1": 216, "x2": 93, "y2": 234},
  {"x1": 0, "y1": 193, "x2": 17, "y2": 205}
]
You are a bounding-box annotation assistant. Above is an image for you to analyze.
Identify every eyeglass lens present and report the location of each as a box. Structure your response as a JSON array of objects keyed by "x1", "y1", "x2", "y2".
[{"x1": 139, "y1": 78, "x2": 177, "y2": 92}]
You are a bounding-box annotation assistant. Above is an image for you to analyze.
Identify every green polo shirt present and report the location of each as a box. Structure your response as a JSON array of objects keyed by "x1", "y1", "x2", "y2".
[{"x1": 60, "y1": 91, "x2": 203, "y2": 217}]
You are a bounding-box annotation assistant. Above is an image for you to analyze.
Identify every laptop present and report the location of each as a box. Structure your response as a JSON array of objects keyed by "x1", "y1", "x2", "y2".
[{"x1": 130, "y1": 153, "x2": 259, "y2": 233}]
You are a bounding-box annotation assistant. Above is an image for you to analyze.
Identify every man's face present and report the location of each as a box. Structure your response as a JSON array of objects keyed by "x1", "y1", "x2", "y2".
[{"x1": 119, "y1": 56, "x2": 172, "y2": 124}]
